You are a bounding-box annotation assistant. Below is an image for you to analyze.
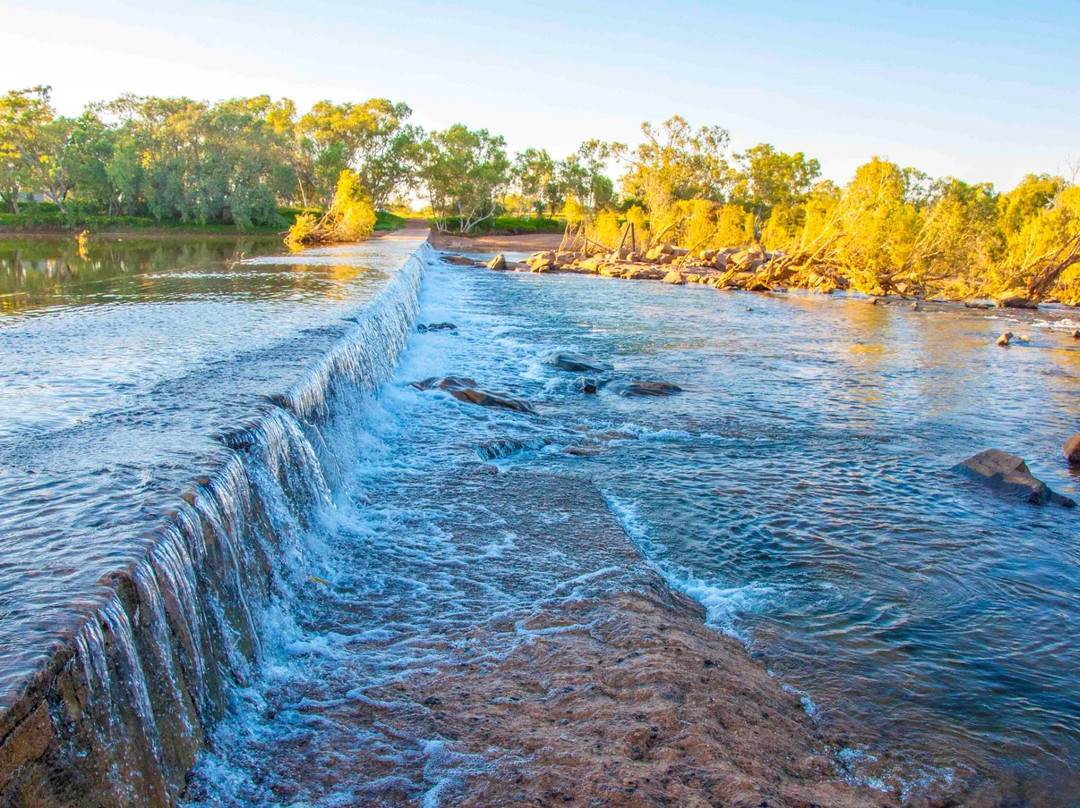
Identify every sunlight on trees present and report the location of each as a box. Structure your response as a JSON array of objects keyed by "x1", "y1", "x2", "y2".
[
  {"x1": 285, "y1": 169, "x2": 375, "y2": 249},
  {"x1": 2, "y1": 85, "x2": 1078, "y2": 299},
  {"x1": 419, "y1": 124, "x2": 510, "y2": 233}
]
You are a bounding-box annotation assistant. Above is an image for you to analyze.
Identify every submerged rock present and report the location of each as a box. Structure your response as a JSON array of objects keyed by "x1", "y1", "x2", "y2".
[
  {"x1": 417, "y1": 322, "x2": 457, "y2": 333},
  {"x1": 412, "y1": 376, "x2": 535, "y2": 414},
  {"x1": 440, "y1": 253, "x2": 482, "y2": 267},
  {"x1": 544, "y1": 352, "x2": 614, "y2": 373},
  {"x1": 953, "y1": 449, "x2": 1076, "y2": 507},
  {"x1": 607, "y1": 379, "x2": 683, "y2": 397},
  {"x1": 477, "y1": 437, "x2": 551, "y2": 460}
]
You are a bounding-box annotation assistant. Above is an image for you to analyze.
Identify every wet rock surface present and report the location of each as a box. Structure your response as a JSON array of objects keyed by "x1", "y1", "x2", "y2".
[
  {"x1": 607, "y1": 379, "x2": 684, "y2": 398},
  {"x1": 412, "y1": 376, "x2": 536, "y2": 413},
  {"x1": 954, "y1": 449, "x2": 1076, "y2": 507},
  {"x1": 544, "y1": 352, "x2": 615, "y2": 374},
  {"x1": 441, "y1": 254, "x2": 483, "y2": 267},
  {"x1": 418, "y1": 322, "x2": 458, "y2": 333},
  {"x1": 182, "y1": 472, "x2": 897, "y2": 807},
  {"x1": 476, "y1": 437, "x2": 551, "y2": 461}
]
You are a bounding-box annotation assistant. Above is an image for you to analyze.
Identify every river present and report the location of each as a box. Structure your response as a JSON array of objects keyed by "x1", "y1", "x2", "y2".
[{"x1": 2, "y1": 235, "x2": 1079, "y2": 806}]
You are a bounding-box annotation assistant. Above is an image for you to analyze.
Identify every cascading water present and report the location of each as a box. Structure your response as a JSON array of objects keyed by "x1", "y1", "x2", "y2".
[
  {"x1": 7, "y1": 234, "x2": 1080, "y2": 807},
  {"x1": 0, "y1": 239, "x2": 428, "y2": 807}
]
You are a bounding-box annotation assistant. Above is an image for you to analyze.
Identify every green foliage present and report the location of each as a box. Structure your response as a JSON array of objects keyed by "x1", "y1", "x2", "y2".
[
  {"x1": 613, "y1": 116, "x2": 729, "y2": 219},
  {"x1": 731, "y1": 144, "x2": 821, "y2": 218},
  {"x1": 419, "y1": 125, "x2": 510, "y2": 233},
  {"x1": 5, "y1": 86, "x2": 1080, "y2": 302},
  {"x1": 296, "y1": 98, "x2": 420, "y2": 208},
  {"x1": 430, "y1": 215, "x2": 562, "y2": 234},
  {"x1": 374, "y1": 210, "x2": 406, "y2": 231}
]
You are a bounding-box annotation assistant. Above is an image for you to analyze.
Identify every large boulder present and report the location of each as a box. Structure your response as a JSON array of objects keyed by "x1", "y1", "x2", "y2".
[
  {"x1": 663, "y1": 270, "x2": 685, "y2": 285},
  {"x1": 576, "y1": 256, "x2": 605, "y2": 274},
  {"x1": 526, "y1": 251, "x2": 558, "y2": 273},
  {"x1": 544, "y1": 352, "x2": 614, "y2": 373},
  {"x1": 486, "y1": 253, "x2": 507, "y2": 271},
  {"x1": 953, "y1": 449, "x2": 1076, "y2": 507},
  {"x1": 412, "y1": 376, "x2": 535, "y2": 414}
]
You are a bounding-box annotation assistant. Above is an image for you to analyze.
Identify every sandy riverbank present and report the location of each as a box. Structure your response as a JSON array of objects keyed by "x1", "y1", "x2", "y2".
[{"x1": 428, "y1": 229, "x2": 564, "y2": 252}]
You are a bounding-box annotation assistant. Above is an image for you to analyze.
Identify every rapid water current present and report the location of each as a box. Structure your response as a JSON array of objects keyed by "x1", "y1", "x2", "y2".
[{"x1": 2, "y1": 234, "x2": 1079, "y2": 806}]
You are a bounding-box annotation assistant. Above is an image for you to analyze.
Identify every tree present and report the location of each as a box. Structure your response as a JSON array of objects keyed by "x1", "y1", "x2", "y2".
[
  {"x1": 513, "y1": 147, "x2": 559, "y2": 217},
  {"x1": 614, "y1": 116, "x2": 730, "y2": 218},
  {"x1": 297, "y1": 99, "x2": 420, "y2": 208},
  {"x1": 286, "y1": 168, "x2": 375, "y2": 248},
  {"x1": 731, "y1": 143, "x2": 821, "y2": 218},
  {"x1": 561, "y1": 140, "x2": 615, "y2": 211},
  {"x1": 0, "y1": 86, "x2": 77, "y2": 214},
  {"x1": 419, "y1": 125, "x2": 510, "y2": 233}
]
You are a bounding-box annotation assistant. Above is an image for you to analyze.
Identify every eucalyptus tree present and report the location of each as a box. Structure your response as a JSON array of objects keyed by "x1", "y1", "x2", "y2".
[
  {"x1": 731, "y1": 144, "x2": 821, "y2": 217},
  {"x1": 296, "y1": 99, "x2": 420, "y2": 208},
  {"x1": 613, "y1": 116, "x2": 730, "y2": 218},
  {"x1": 419, "y1": 124, "x2": 510, "y2": 232},
  {"x1": 0, "y1": 86, "x2": 77, "y2": 214}
]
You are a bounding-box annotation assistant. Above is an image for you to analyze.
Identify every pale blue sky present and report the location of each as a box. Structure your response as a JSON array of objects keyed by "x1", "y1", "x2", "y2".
[{"x1": 3, "y1": 0, "x2": 1077, "y2": 190}]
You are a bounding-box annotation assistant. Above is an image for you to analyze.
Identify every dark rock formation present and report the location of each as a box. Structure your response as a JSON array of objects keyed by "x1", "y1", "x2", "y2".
[
  {"x1": 417, "y1": 322, "x2": 457, "y2": 333},
  {"x1": 412, "y1": 376, "x2": 535, "y2": 414},
  {"x1": 954, "y1": 449, "x2": 1076, "y2": 507},
  {"x1": 544, "y1": 352, "x2": 614, "y2": 373}
]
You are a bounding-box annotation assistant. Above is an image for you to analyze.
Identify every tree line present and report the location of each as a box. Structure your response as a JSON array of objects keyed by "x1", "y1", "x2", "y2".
[{"x1": 2, "y1": 86, "x2": 1078, "y2": 300}]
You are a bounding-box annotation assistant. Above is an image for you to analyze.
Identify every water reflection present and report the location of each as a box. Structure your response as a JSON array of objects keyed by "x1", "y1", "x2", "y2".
[{"x1": 0, "y1": 236, "x2": 383, "y2": 312}]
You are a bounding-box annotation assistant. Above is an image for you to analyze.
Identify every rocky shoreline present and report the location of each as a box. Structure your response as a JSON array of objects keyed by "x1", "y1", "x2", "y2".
[{"x1": 448, "y1": 244, "x2": 1065, "y2": 309}]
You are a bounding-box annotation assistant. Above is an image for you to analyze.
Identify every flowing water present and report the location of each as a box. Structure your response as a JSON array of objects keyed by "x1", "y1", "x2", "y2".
[{"x1": 3, "y1": 235, "x2": 1080, "y2": 806}]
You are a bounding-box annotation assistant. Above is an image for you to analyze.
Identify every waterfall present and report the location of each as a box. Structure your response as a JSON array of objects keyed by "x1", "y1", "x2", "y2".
[{"x1": 0, "y1": 244, "x2": 429, "y2": 807}]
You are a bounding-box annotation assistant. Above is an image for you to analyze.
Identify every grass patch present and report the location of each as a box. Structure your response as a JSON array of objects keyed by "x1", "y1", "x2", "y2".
[{"x1": 375, "y1": 210, "x2": 407, "y2": 231}]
